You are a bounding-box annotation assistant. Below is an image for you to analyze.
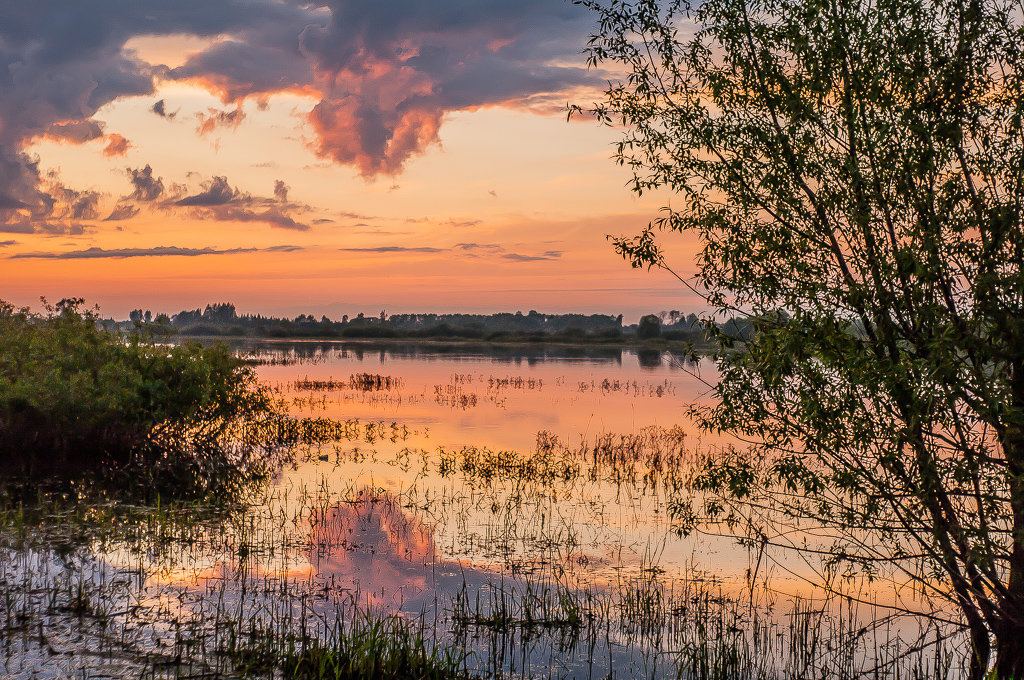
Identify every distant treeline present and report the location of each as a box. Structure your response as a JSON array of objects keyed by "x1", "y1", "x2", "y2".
[{"x1": 120, "y1": 303, "x2": 755, "y2": 344}]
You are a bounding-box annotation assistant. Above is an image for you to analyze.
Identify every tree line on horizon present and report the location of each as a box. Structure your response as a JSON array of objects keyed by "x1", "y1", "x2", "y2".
[{"x1": 119, "y1": 302, "x2": 744, "y2": 343}]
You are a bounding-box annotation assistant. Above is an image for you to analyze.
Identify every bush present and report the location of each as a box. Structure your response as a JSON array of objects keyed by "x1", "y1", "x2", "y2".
[{"x1": 0, "y1": 298, "x2": 279, "y2": 501}]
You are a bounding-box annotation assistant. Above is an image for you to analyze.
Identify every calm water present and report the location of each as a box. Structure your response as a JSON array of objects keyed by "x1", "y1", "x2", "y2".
[{"x1": 0, "y1": 341, "x2": 959, "y2": 679}]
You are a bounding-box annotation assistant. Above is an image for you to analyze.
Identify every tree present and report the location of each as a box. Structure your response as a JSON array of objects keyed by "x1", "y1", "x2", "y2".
[
  {"x1": 575, "y1": 0, "x2": 1024, "y2": 676},
  {"x1": 637, "y1": 313, "x2": 662, "y2": 339}
]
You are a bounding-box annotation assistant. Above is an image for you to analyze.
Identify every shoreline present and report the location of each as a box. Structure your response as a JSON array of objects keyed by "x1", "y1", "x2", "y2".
[{"x1": 172, "y1": 333, "x2": 714, "y2": 354}]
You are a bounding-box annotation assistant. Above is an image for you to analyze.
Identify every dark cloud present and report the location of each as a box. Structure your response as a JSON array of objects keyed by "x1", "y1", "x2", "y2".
[
  {"x1": 165, "y1": 0, "x2": 596, "y2": 176},
  {"x1": 171, "y1": 174, "x2": 310, "y2": 229},
  {"x1": 0, "y1": 1, "x2": 317, "y2": 230},
  {"x1": 0, "y1": 240, "x2": 16, "y2": 247},
  {"x1": 127, "y1": 165, "x2": 165, "y2": 202},
  {"x1": 195, "y1": 205, "x2": 310, "y2": 231},
  {"x1": 454, "y1": 242, "x2": 502, "y2": 251},
  {"x1": 11, "y1": 244, "x2": 303, "y2": 260},
  {"x1": 176, "y1": 176, "x2": 237, "y2": 206},
  {"x1": 32, "y1": 222, "x2": 88, "y2": 237},
  {"x1": 196, "y1": 106, "x2": 246, "y2": 136},
  {"x1": 44, "y1": 120, "x2": 106, "y2": 144},
  {"x1": 104, "y1": 204, "x2": 140, "y2": 221},
  {"x1": 338, "y1": 242, "x2": 562, "y2": 261},
  {"x1": 290, "y1": 1, "x2": 595, "y2": 176},
  {"x1": 0, "y1": 0, "x2": 595, "y2": 231},
  {"x1": 151, "y1": 99, "x2": 176, "y2": 119},
  {"x1": 339, "y1": 246, "x2": 444, "y2": 253},
  {"x1": 49, "y1": 183, "x2": 101, "y2": 220},
  {"x1": 273, "y1": 179, "x2": 289, "y2": 202}
]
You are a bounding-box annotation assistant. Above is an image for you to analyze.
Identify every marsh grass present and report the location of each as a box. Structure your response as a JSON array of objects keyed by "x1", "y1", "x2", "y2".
[
  {"x1": 227, "y1": 611, "x2": 472, "y2": 680},
  {"x1": 294, "y1": 374, "x2": 405, "y2": 392},
  {"x1": 0, "y1": 474, "x2": 965, "y2": 680}
]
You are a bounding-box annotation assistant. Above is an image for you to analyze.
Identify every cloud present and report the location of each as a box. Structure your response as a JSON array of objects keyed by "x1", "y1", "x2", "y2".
[
  {"x1": 273, "y1": 179, "x2": 289, "y2": 202},
  {"x1": 127, "y1": 165, "x2": 165, "y2": 202},
  {"x1": 195, "y1": 205, "x2": 310, "y2": 231},
  {"x1": 196, "y1": 106, "x2": 246, "y2": 136},
  {"x1": 454, "y1": 242, "x2": 502, "y2": 252},
  {"x1": 446, "y1": 218, "x2": 482, "y2": 228},
  {"x1": 102, "y1": 133, "x2": 133, "y2": 157},
  {"x1": 43, "y1": 120, "x2": 106, "y2": 144},
  {"x1": 0, "y1": 0, "x2": 597, "y2": 231},
  {"x1": 171, "y1": 174, "x2": 310, "y2": 229},
  {"x1": 104, "y1": 204, "x2": 141, "y2": 221},
  {"x1": 0, "y1": 240, "x2": 16, "y2": 247},
  {"x1": 151, "y1": 99, "x2": 176, "y2": 119},
  {"x1": 48, "y1": 182, "x2": 101, "y2": 220},
  {"x1": 405, "y1": 216, "x2": 482, "y2": 227},
  {"x1": 501, "y1": 250, "x2": 562, "y2": 262},
  {"x1": 32, "y1": 222, "x2": 88, "y2": 237},
  {"x1": 176, "y1": 176, "x2": 237, "y2": 206},
  {"x1": 338, "y1": 242, "x2": 562, "y2": 261},
  {"x1": 339, "y1": 246, "x2": 443, "y2": 253},
  {"x1": 167, "y1": 1, "x2": 596, "y2": 176},
  {"x1": 11, "y1": 244, "x2": 304, "y2": 260}
]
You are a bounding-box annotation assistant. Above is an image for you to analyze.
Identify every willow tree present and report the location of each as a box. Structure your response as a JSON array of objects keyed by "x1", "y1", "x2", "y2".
[{"x1": 574, "y1": 0, "x2": 1024, "y2": 676}]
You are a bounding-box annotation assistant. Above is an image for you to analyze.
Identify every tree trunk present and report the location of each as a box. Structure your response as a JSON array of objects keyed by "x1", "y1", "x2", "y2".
[
  {"x1": 996, "y1": 357, "x2": 1024, "y2": 679},
  {"x1": 994, "y1": 617, "x2": 1024, "y2": 680}
]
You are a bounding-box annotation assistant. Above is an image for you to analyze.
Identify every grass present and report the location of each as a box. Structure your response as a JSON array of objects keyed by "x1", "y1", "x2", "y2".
[{"x1": 228, "y1": 612, "x2": 472, "y2": 679}]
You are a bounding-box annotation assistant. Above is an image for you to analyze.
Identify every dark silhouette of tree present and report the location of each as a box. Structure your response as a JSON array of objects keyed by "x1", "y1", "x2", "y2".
[{"x1": 636, "y1": 314, "x2": 662, "y2": 339}]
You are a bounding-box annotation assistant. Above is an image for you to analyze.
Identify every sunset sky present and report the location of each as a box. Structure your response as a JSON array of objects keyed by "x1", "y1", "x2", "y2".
[{"x1": 0, "y1": 1, "x2": 698, "y2": 321}]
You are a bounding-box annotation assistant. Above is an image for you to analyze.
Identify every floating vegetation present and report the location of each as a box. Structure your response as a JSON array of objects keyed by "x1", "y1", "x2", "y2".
[
  {"x1": 577, "y1": 377, "x2": 676, "y2": 398},
  {"x1": 294, "y1": 373, "x2": 405, "y2": 392},
  {"x1": 437, "y1": 427, "x2": 691, "y2": 493}
]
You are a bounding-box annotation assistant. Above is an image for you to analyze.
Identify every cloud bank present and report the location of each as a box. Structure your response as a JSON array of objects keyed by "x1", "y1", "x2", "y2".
[
  {"x1": 0, "y1": 1, "x2": 596, "y2": 231},
  {"x1": 11, "y1": 244, "x2": 303, "y2": 260}
]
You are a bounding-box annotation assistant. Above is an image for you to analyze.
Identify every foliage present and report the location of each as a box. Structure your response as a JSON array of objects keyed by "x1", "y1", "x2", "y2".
[
  {"x1": 0, "y1": 298, "x2": 279, "y2": 501},
  {"x1": 576, "y1": 0, "x2": 1024, "y2": 676},
  {"x1": 636, "y1": 314, "x2": 662, "y2": 339}
]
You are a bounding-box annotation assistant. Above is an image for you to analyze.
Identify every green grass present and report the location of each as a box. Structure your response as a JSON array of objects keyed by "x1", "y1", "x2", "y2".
[{"x1": 227, "y1": 612, "x2": 472, "y2": 680}]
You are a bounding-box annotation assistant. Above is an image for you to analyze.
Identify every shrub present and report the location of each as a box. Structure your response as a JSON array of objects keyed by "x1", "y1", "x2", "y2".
[{"x1": 0, "y1": 298, "x2": 279, "y2": 501}]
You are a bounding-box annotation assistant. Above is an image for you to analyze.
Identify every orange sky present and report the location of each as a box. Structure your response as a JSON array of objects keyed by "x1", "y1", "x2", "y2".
[{"x1": 0, "y1": 7, "x2": 702, "y2": 321}]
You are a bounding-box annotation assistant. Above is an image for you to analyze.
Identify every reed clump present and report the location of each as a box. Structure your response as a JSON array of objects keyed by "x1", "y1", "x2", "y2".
[{"x1": 294, "y1": 373, "x2": 404, "y2": 392}]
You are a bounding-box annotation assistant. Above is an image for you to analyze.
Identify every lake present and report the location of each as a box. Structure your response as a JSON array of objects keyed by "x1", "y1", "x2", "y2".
[{"x1": 0, "y1": 340, "x2": 961, "y2": 679}]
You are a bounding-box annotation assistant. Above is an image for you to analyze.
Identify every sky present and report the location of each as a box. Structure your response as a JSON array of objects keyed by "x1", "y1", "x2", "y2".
[{"x1": 0, "y1": 1, "x2": 699, "y2": 321}]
